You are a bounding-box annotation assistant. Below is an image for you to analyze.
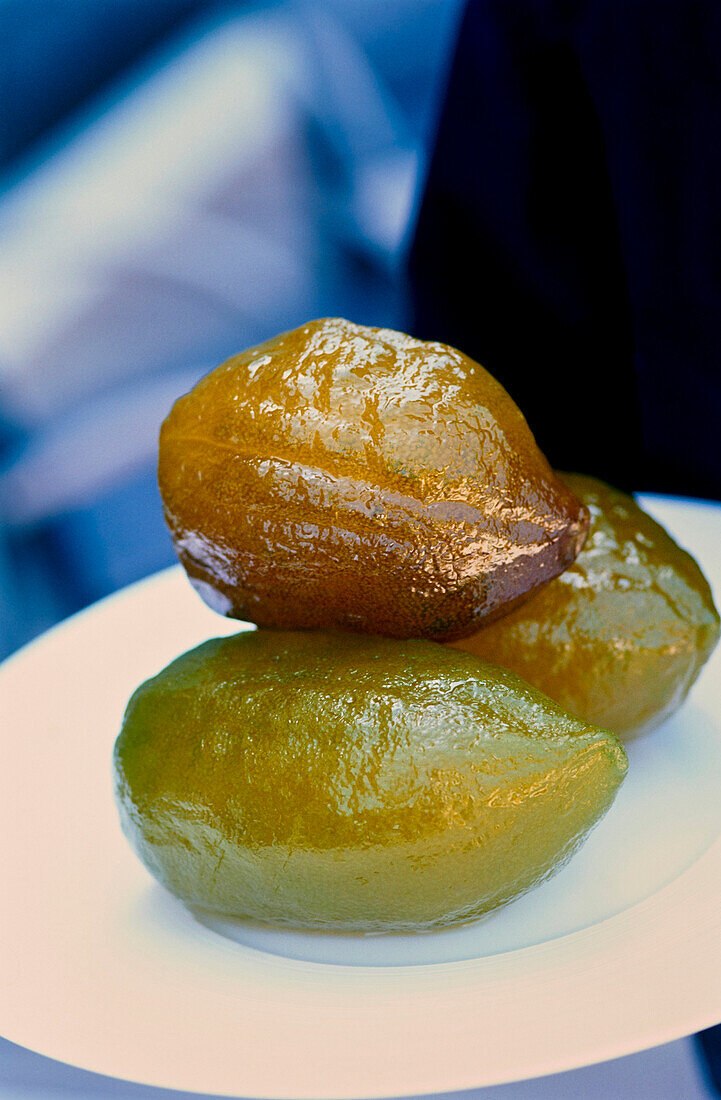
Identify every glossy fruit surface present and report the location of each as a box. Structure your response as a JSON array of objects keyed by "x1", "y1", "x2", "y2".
[
  {"x1": 451, "y1": 474, "x2": 720, "y2": 738},
  {"x1": 114, "y1": 630, "x2": 627, "y2": 932},
  {"x1": 158, "y1": 318, "x2": 588, "y2": 641}
]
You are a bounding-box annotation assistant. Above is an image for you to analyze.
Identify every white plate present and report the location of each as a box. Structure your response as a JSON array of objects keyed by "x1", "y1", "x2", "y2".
[{"x1": 1, "y1": 495, "x2": 720, "y2": 1099}]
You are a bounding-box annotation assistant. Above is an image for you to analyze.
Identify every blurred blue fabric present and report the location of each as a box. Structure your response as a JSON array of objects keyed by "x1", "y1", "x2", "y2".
[
  {"x1": 0, "y1": 0, "x2": 464, "y2": 658},
  {"x1": 0, "y1": 0, "x2": 225, "y2": 170}
]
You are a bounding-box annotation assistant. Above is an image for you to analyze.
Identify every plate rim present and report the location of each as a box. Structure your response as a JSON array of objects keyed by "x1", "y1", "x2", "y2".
[{"x1": 1, "y1": 493, "x2": 720, "y2": 1098}]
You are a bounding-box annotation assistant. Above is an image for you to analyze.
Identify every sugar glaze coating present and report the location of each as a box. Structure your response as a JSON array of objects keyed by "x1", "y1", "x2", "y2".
[{"x1": 159, "y1": 319, "x2": 588, "y2": 640}]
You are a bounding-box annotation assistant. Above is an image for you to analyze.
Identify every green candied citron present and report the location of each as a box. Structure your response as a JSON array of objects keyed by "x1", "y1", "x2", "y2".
[
  {"x1": 113, "y1": 630, "x2": 628, "y2": 933},
  {"x1": 450, "y1": 474, "x2": 721, "y2": 738}
]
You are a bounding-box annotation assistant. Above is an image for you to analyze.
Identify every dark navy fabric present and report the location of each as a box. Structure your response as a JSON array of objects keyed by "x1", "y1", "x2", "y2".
[{"x1": 410, "y1": 0, "x2": 721, "y2": 498}]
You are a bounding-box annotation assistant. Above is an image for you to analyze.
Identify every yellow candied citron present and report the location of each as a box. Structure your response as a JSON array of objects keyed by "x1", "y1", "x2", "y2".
[
  {"x1": 158, "y1": 318, "x2": 588, "y2": 641},
  {"x1": 450, "y1": 474, "x2": 720, "y2": 738},
  {"x1": 113, "y1": 630, "x2": 627, "y2": 932}
]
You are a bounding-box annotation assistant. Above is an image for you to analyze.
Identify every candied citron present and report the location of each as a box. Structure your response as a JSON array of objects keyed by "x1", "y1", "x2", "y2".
[
  {"x1": 158, "y1": 318, "x2": 588, "y2": 641},
  {"x1": 113, "y1": 630, "x2": 627, "y2": 932},
  {"x1": 450, "y1": 474, "x2": 720, "y2": 738}
]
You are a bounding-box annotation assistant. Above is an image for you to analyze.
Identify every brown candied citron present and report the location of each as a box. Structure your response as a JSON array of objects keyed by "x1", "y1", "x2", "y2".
[
  {"x1": 113, "y1": 630, "x2": 628, "y2": 932},
  {"x1": 450, "y1": 474, "x2": 721, "y2": 738},
  {"x1": 158, "y1": 318, "x2": 588, "y2": 640}
]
